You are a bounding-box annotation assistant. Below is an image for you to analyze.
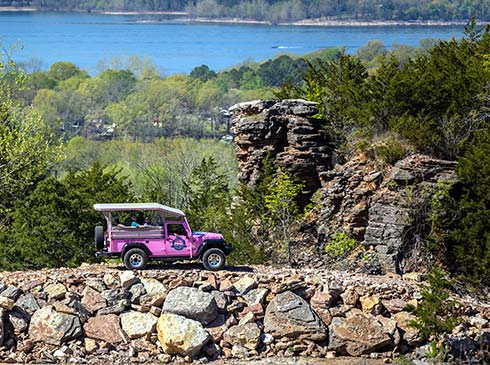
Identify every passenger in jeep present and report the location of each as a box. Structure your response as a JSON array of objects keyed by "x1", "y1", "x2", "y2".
[{"x1": 118, "y1": 214, "x2": 142, "y2": 228}]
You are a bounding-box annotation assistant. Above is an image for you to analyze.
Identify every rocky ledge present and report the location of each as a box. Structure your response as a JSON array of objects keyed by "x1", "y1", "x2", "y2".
[{"x1": 0, "y1": 264, "x2": 487, "y2": 364}]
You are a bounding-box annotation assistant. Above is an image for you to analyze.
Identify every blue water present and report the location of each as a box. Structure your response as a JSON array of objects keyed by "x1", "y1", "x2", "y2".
[{"x1": 0, "y1": 12, "x2": 465, "y2": 75}]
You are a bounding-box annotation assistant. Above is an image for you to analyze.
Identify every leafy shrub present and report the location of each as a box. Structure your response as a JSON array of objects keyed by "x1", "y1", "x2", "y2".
[
  {"x1": 374, "y1": 137, "x2": 406, "y2": 165},
  {"x1": 324, "y1": 232, "x2": 359, "y2": 260}
]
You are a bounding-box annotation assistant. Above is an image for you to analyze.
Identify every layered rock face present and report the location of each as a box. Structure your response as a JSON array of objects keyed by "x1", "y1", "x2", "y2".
[
  {"x1": 230, "y1": 100, "x2": 458, "y2": 274},
  {"x1": 0, "y1": 264, "x2": 488, "y2": 363},
  {"x1": 363, "y1": 155, "x2": 457, "y2": 273},
  {"x1": 292, "y1": 154, "x2": 457, "y2": 272},
  {"x1": 230, "y1": 99, "x2": 335, "y2": 205}
]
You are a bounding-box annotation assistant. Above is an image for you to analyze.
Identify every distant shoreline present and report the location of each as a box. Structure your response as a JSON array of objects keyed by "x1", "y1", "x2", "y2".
[
  {"x1": 0, "y1": 7, "x2": 472, "y2": 27},
  {"x1": 178, "y1": 17, "x2": 469, "y2": 27}
]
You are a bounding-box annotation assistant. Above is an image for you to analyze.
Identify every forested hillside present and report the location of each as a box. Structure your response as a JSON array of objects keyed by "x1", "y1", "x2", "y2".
[
  {"x1": 1, "y1": 0, "x2": 490, "y2": 22},
  {"x1": 22, "y1": 49, "x2": 337, "y2": 141}
]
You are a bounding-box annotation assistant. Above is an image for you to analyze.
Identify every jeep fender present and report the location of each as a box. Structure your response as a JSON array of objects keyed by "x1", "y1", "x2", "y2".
[
  {"x1": 121, "y1": 243, "x2": 152, "y2": 259},
  {"x1": 196, "y1": 239, "x2": 226, "y2": 258}
]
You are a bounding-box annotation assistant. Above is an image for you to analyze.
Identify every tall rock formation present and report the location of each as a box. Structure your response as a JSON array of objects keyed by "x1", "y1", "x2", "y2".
[{"x1": 230, "y1": 99, "x2": 335, "y2": 205}]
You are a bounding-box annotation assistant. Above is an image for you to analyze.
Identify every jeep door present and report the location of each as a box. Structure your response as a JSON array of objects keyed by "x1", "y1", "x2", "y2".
[{"x1": 164, "y1": 223, "x2": 192, "y2": 256}]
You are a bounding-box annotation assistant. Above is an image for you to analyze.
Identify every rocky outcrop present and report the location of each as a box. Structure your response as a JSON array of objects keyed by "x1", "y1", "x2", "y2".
[
  {"x1": 363, "y1": 155, "x2": 457, "y2": 273},
  {"x1": 230, "y1": 99, "x2": 334, "y2": 206},
  {"x1": 230, "y1": 100, "x2": 458, "y2": 274},
  {"x1": 291, "y1": 154, "x2": 457, "y2": 272},
  {"x1": 0, "y1": 264, "x2": 486, "y2": 363}
]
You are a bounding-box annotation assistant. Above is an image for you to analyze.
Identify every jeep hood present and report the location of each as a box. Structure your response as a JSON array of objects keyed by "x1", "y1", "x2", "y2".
[{"x1": 192, "y1": 231, "x2": 224, "y2": 240}]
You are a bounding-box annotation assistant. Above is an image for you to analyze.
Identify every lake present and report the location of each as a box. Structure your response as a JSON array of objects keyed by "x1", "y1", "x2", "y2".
[{"x1": 0, "y1": 11, "x2": 465, "y2": 75}]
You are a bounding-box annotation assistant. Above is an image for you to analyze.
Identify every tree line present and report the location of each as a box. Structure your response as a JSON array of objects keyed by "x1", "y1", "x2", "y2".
[
  {"x1": 2, "y1": 0, "x2": 490, "y2": 22},
  {"x1": 19, "y1": 49, "x2": 335, "y2": 142}
]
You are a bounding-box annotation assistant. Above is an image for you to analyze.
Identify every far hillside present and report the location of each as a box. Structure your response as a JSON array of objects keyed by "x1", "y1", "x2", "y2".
[{"x1": 1, "y1": 0, "x2": 489, "y2": 22}]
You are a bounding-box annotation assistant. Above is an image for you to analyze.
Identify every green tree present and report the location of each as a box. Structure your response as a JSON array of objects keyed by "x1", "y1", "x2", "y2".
[
  {"x1": 190, "y1": 64, "x2": 217, "y2": 82},
  {"x1": 447, "y1": 128, "x2": 490, "y2": 285},
  {"x1": 3, "y1": 163, "x2": 133, "y2": 270},
  {"x1": 355, "y1": 40, "x2": 387, "y2": 63},
  {"x1": 409, "y1": 267, "x2": 457, "y2": 341},
  {"x1": 46, "y1": 61, "x2": 88, "y2": 83},
  {"x1": 263, "y1": 168, "x2": 303, "y2": 263},
  {"x1": 183, "y1": 156, "x2": 231, "y2": 231},
  {"x1": 0, "y1": 44, "x2": 61, "y2": 226}
]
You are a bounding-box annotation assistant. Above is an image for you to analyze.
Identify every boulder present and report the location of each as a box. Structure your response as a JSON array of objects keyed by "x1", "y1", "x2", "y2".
[
  {"x1": 382, "y1": 298, "x2": 409, "y2": 314},
  {"x1": 206, "y1": 313, "x2": 228, "y2": 342},
  {"x1": 157, "y1": 312, "x2": 210, "y2": 357},
  {"x1": 162, "y1": 286, "x2": 218, "y2": 325},
  {"x1": 233, "y1": 276, "x2": 257, "y2": 295},
  {"x1": 8, "y1": 309, "x2": 29, "y2": 333},
  {"x1": 81, "y1": 286, "x2": 106, "y2": 314},
  {"x1": 310, "y1": 289, "x2": 333, "y2": 309},
  {"x1": 44, "y1": 283, "x2": 67, "y2": 301},
  {"x1": 103, "y1": 273, "x2": 119, "y2": 288},
  {"x1": 359, "y1": 295, "x2": 382, "y2": 315},
  {"x1": 129, "y1": 283, "x2": 146, "y2": 303},
  {"x1": 15, "y1": 293, "x2": 41, "y2": 315},
  {"x1": 1, "y1": 285, "x2": 22, "y2": 301},
  {"x1": 264, "y1": 291, "x2": 326, "y2": 341},
  {"x1": 120, "y1": 271, "x2": 139, "y2": 289},
  {"x1": 244, "y1": 288, "x2": 268, "y2": 306},
  {"x1": 223, "y1": 322, "x2": 261, "y2": 351},
  {"x1": 140, "y1": 278, "x2": 167, "y2": 307},
  {"x1": 393, "y1": 311, "x2": 421, "y2": 345},
  {"x1": 340, "y1": 286, "x2": 359, "y2": 307},
  {"x1": 0, "y1": 296, "x2": 14, "y2": 310},
  {"x1": 86, "y1": 278, "x2": 107, "y2": 292},
  {"x1": 83, "y1": 314, "x2": 123, "y2": 344},
  {"x1": 120, "y1": 311, "x2": 158, "y2": 339},
  {"x1": 29, "y1": 306, "x2": 82, "y2": 345},
  {"x1": 328, "y1": 310, "x2": 392, "y2": 356}
]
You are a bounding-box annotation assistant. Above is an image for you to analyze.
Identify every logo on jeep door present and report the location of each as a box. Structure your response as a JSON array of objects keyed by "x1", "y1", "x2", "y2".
[{"x1": 171, "y1": 237, "x2": 187, "y2": 251}]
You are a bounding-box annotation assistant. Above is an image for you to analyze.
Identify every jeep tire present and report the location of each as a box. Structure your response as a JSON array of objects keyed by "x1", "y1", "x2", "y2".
[
  {"x1": 123, "y1": 248, "x2": 148, "y2": 270},
  {"x1": 202, "y1": 248, "x2": 226, "y2": 271},
  {"x1": 94, "y1": 226, "x2": 104, "y2": 250}
]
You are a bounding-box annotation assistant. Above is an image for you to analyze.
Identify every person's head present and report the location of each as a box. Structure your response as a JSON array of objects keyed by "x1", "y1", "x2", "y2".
[
  {"x1": 131, "y1": 214, "x2": 137, "y2": 221},
  {"x1": 144, "y1": 216, "x2": 151, "y2": 223}
]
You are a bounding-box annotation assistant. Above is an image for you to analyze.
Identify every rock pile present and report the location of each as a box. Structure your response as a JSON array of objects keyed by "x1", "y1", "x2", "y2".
[{"x1": 0, "y1": 264, "x2": 487, "y2": 363}]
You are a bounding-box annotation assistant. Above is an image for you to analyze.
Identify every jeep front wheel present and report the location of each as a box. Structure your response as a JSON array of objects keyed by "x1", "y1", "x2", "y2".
[
  {"x1": 123, "y1": 248, "x2": 148, "y2": 270},
  {"x1": 202, "y1": 248, "x2": 226, "y2": 271}
]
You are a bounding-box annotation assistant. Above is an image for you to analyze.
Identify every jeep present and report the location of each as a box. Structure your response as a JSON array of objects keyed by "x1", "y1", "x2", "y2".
[{"x1": 94, "y1": 203, "x2": 232, "y2": 270}]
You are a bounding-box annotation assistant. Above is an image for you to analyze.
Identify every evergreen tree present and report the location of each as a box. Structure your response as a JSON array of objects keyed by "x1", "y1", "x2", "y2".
[
  {"x1": 183, "y1": 156, "x2": 230, "y2": 231},
  {"x1": 2, "y1": 163, "x2": 132, "y2": 270}
]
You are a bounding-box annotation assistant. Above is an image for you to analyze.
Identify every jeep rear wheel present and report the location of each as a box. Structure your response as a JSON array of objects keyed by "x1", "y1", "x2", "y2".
[
  {"x1": 94, "y1": 226, "x2": 104, "y2": 250},
  {"x1": 123, "y1": 248, "x2": 148, "y2": 270},
  {"x1": 202, "y1": 248, "x2": 225, "y2": 271}
]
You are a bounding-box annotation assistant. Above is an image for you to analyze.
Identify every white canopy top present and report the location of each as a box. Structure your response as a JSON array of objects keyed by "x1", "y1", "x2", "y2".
[{"x1": 93, "y1": 203, "x2": 185, "y2": 218}]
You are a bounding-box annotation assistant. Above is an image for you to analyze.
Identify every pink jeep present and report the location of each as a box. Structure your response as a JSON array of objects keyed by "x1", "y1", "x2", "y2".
[{"x1": 94, "y1": 203, "x2": 232, "y2": 270}]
